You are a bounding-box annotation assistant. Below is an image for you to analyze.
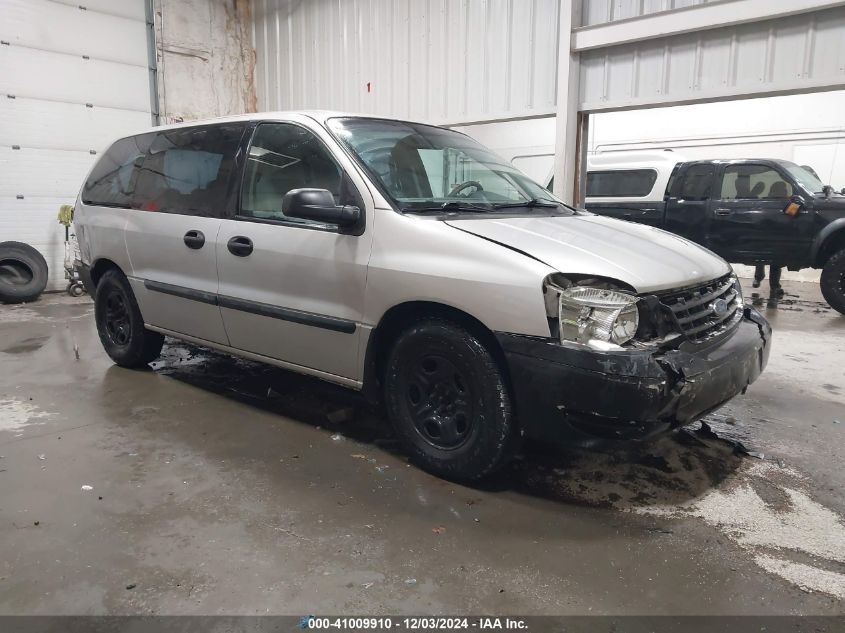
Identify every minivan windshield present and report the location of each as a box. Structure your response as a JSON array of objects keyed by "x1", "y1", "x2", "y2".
[{"x1": 328, "y1": 117, "x2": 571, "y2": 215}]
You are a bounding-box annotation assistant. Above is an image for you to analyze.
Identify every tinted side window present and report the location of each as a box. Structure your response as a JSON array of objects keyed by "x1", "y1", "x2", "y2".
[
  {"x1": 586, "y1": 170, "x2": 657, "y2": 197},
  {"x1": 672, "y1": 164, "x2": 715, "y2": 201},
  {"x1": 132, "y1": 124, "x2": 245, "y2": 217},
  {"x1": 720, "y1": 165, "x2": 793, "y2": 199},
  {"x1": 82, "y1": 134, "x2": 154, "y2": 207},
  {"x1": 240, "y1": 123, "x2": 343, "y2": 226}
]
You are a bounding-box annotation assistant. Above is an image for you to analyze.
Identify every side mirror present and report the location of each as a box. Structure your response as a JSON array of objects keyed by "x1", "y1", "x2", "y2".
[
  {"x1": 783, "y1": 195, "x2": 804, "y2": 217},
  {"x1": 282, "y1": 188, "x2": 361, "y2": 227}
]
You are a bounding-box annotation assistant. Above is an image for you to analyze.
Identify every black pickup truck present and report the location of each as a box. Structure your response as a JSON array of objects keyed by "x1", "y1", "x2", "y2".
[{"x1": 585, "y1": 158, "x2": 845, "y2": 314}]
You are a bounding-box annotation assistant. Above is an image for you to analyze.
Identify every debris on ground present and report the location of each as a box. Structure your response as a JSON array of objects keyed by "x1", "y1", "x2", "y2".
[
  {"x1": 330, "y1": 433, "x2": 344, "y2": 442},
  {"x1": 350, "y1": 454, "x2": 367, "y2": 460},
  {"x1": 37, "y1": 454, "x2": 46, "y2": 460},
  {"x1": 125, "y1": 583, "x2": 136, "y2": 590},
  {"x1": 432, "y1": 527, "x2": 446, "y2": 535},
  {"x1": 327, "y1": 407, "x2": 355, "y2": 425},
  {"x1": 81, "y1": 485, "x2": 93, "y2": 491},
  {"x1": 404, "y1": 578, "x2": 417, "y2": 585}
]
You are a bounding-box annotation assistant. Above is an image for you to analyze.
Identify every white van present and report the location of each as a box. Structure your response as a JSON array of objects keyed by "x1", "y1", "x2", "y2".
[{"x1": 75, "y1": 112, "x2": 771, "y2": 481}]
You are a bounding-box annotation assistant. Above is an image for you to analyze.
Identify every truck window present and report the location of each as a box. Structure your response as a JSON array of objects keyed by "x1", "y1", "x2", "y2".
[
  {"x1": 586, "y1": 169, "x2": 657, "y2": 197},
  {"x1": 131, "y1": 123, "x2": 246, "y2": 217},
  {"x1": 671, "y1": 164, "x2": 715, "y2": 201},
  {"x1": 720, "y1": 165, "x2": 793, "y2": 200}
]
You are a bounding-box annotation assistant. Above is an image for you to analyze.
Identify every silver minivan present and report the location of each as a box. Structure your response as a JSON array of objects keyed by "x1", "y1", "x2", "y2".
[{"x1": 75, "y1": 112, "x2": 772, "y2": 481}]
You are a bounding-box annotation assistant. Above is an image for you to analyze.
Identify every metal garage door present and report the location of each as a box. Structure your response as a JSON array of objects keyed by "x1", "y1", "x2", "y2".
[{"x1": 0, "y1": 0, "x2": 154, "y2": 291}]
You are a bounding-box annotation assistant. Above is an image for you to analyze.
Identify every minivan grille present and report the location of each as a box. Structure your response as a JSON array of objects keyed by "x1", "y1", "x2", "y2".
[{"x1": 658, "y1": 275, "x2": 742, "y2": 342}]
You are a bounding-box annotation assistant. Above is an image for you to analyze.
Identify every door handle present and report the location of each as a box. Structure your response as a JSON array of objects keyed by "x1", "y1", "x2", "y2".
[
  {"x1": 183, "y1": 230, "x2": 205, "y2": 249},
  {"x1": 227, "y1": 235, "x2": 253, "y2": 257},
  {"x1": 715, "y1": 209, "x2": 732, "y2": 216}
]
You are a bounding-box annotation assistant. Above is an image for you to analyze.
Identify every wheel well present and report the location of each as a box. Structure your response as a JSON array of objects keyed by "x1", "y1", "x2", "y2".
[
  {"x1": 361, "y1": 301, "x2": 510, "y2": 404},
  {"x1": 818, "y1": 231, "x2": 845, "y2": 268},
  {"x1": 88, "y1": 258, "x2": 122, "y2": 288}
]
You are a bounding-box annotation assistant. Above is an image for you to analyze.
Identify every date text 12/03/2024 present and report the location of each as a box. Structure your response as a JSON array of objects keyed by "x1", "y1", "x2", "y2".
[{"x1": 302, "y1": 617, "x2": 529, "y2": 630}]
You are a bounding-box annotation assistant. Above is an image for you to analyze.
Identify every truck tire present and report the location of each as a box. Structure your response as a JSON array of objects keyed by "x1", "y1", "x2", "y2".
[
  {"x1": 821, "y1": 249, "x2": 845, "y2": 315},
  {"x1": 94, "y1": 268, "x2": 164, "y2": 368},
  {"x1": 0, "y1": 241, "x2": 49, "y2": 304},
  {"x1": 383, "y1": 318, "x2": 519, "y2": 482}
]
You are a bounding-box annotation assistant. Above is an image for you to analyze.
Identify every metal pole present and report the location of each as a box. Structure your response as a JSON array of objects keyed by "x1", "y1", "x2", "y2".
[
  {"x1": 552, "y1": 0, "x2": 583, "y2": 205},
  {"x1": 145, "y1": 0, "x2": 160, "y2": 126}
]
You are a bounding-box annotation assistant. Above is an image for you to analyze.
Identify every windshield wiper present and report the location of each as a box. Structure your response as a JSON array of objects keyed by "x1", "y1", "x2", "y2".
[
  {"x1": 405, "y1": 201, "x2": 493, "y2": 214},
  {"x1": 491, "y1": 198, "x2": 560, "y2": 210}
]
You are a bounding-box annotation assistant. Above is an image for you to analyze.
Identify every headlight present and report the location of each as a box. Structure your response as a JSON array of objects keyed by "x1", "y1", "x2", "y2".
[{"x1": 555, "y1": 285, "x2": 640, "y2": 349}]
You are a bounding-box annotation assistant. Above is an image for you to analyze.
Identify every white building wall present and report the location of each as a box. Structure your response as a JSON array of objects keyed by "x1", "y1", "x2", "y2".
[
  {"x1": 154, "y1": 0, "x2": 256, "y2": 123},
  {"x1": 0, "y1": 0, "x2": 153, "y2": 290},
  {"x1": 251, "y1": 0, "x2": 560, "y2": 124}
]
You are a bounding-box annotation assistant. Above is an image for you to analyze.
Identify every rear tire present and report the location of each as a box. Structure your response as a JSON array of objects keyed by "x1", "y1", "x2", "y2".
[
  {"x1": 0, "y1": 241, "x2": 49, "y2": 304},
  {"x1": 383, "y1": 318, "x2": 518, "y2": 482},
  {"x1": 94, "y1": 269, "x2": 164, "y2": 368},
  {"x1": 821, "y1": 249, "x2": 845, "y2": 315}
]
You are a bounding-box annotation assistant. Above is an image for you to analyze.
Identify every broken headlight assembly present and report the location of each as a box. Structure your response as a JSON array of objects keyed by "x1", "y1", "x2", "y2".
[{"x1": 544, "y1": 276, "x2": 640, "y2": 351}]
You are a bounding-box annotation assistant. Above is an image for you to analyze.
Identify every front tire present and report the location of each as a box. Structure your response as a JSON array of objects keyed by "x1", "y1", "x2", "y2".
[
  {"x1": 94, "y1": 269, "x2": 164, "y2": 368},
  {"x1": 821, "y1": 249, "x2": 845, "y2": 315},
  {"x1": 383, "y1": 318, "x2": 518, "y2": 482}
]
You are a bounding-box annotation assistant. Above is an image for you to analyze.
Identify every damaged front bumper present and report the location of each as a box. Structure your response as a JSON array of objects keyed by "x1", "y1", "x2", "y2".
[{"x1": 497, "y1": 307, "x2": 772, "y2": 443}]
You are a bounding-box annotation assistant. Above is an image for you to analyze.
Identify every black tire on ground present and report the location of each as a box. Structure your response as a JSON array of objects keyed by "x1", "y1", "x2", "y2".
[
  {"x1": 821, "y1": 249, "x2": 845, "y2": 315},
  {"x1": 94, "y1": 268, "x2": 164, "y2": 368},
  {"x1": 0, "y1": 241, "x2": 49, "y2": 304},
  {"x1": 383, "y1": 318, "x2": 518, "y2": 482}
]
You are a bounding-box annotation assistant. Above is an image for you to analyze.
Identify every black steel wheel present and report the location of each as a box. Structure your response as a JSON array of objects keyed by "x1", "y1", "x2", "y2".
[
  {"x1": 94, "y1": 269, "x2": 164, "y2": 368},
  {"x1": 103, "y1": 289, "x2": 131, "y2": 346},
  {"x1": 384, "y1": 318, "x2": 518, "y2": 481},
  {"x1": 403, "y1": 353, "x2": 475, "y2": 449},
  {"x1": 821, "y1": 249, "x2": 845, "y2": 315}
]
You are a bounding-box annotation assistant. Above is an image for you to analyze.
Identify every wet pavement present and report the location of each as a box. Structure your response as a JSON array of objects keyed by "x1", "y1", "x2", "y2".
[{"x1": 0, "y1": 279, "x2": 843, "y2": 615}]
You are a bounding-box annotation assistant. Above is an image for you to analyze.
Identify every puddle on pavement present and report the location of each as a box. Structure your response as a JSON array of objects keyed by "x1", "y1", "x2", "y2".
[
  {"x1": 0, "y1": 398, "x2": 53, "y2": 436},
  {"x1": 749, "y1": 290, "x2": 833, "y2": 314},
  {"x1": 152, "y1": 340, "x2": 845, "y2": 600},
  {"x1": 2, "y1": 336, "x2": 51, "y2": 354}
]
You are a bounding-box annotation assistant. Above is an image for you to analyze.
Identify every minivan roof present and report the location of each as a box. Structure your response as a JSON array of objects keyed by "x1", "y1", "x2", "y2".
[{"x1": 122, "y1": 110, "x2": 450, "y2": 138}]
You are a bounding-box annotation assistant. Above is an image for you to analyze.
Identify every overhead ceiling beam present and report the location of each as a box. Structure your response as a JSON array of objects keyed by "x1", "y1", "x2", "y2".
[{"x1": 572, "y1": 0, "x2": 845, "y2": 52}]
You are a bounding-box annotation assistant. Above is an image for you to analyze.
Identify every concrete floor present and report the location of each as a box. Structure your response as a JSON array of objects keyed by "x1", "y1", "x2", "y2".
[{"x1": 0, "y1": 279, "x2": 843, "y2": 615}]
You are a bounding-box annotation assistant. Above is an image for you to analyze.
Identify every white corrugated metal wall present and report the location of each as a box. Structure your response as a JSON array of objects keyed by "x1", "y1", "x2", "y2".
[
  {"x1": 0, "y1": 0, "x2": 154, "y2": 290},
  {"x1": 251, "y1": 0, "x2": 560, "y2": 124},
  {"x1": 577, "y1": 3, "x2": 845, "y2": 111}
]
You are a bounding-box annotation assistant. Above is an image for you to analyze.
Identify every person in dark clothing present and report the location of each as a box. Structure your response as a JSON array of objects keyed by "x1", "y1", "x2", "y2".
[{"x1": 753, "y1": 263, "x2": 783, "y2": 298}]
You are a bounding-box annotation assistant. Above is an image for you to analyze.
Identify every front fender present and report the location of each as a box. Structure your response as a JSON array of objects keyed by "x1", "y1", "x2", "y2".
[{"x1": 811, "y1": 217, "x2": 845, "y2": 266}]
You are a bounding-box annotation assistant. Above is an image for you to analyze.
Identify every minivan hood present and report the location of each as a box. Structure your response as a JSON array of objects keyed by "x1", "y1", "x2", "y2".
[{"x1": 444, "y1": 214, "x2": 731, "y2": 293}]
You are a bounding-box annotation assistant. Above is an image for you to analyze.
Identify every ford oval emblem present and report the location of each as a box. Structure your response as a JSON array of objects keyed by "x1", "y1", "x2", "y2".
[{"x1": 709, "y1": 298, "x2": 729, "y2": 317}]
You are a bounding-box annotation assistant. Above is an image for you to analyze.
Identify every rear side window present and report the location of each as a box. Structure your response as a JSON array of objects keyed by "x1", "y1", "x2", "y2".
[
  {"x1": 586, "y1": 170, "x2": 657, "y2": 197},
  {"x1": 133, "y1": 124, "x2": 246, "y2": 217},
  {"x1": 82, "y1": 134, "x2": 154, "y2": 207},
  {"x1": 670, "y1": 164, "x2": 715, "y2": 201}
]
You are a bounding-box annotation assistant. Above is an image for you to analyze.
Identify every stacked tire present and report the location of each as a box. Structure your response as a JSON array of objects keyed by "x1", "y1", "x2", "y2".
[{"x1": 0, "y1": 242, "x2": 49, "y2": 304}]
